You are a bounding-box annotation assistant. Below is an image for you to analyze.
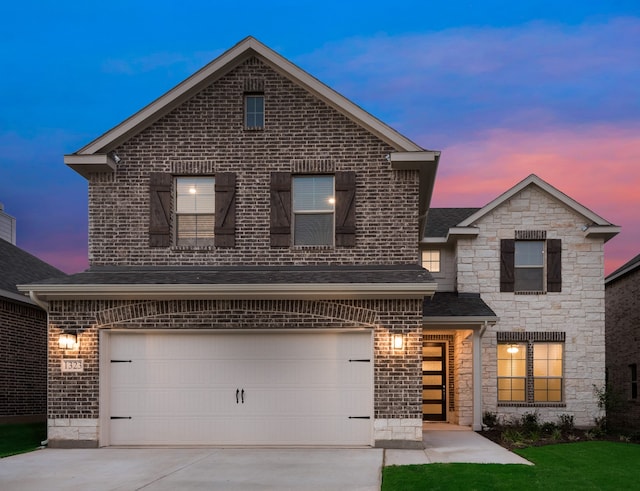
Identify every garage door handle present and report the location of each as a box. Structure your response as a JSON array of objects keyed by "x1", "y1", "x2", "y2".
[
  {"x1": 241, "y1": 389, "x2": 245, "y2": 404},
  {"x1": 236, "y1": 389, "x2": 240, "y2": 404}
]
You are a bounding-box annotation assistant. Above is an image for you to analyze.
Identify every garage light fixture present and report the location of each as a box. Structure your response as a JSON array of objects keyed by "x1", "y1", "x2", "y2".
[
  {"x1": 59, "y1": 331, "x2": 79, "y2": 350},
  {"x1": 392, "y1": 334, "x2": 404, "y2": 351}
]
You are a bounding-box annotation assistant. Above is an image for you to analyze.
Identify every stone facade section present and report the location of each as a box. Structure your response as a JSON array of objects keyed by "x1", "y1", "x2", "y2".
[
  {"x1": 605, "y1": 266, "x2": 640, "y2": 430},
  {"x1": 0, "y1": 299, "x2": 47, "y2": 422},
  {"x1": 456, "y1": 186, "x2": 607, "y2": 427},
  {"x1": 87, "y1": 56, "x2": 419, "y2": 267}
]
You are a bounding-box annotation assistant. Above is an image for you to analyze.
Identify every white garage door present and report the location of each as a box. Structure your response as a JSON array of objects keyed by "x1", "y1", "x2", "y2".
[{"x1": 108, "y1": 330, "x2": 373, "y2": 446}]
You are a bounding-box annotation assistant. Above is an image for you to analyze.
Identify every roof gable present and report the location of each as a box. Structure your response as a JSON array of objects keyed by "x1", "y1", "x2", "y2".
[
  {"x1": 66, "y1": 37, "x2": 428, "y2": 169},
  {"x1": 456, "y1": 174, "x2": 619, "y2": 242},
  {"x1": 606, "y1": 252, "x2": 640, "y2": 284}
]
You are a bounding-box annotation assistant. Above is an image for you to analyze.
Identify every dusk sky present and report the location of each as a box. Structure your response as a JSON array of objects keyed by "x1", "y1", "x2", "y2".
[{"x1": 1, "y1": 1, "x2": 638, "y2": 275}]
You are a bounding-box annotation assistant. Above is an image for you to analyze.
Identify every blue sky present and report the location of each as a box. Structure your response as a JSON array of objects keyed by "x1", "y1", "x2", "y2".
[{"x1": 1, "y1": 1, "x2": 639, "y2": 274}]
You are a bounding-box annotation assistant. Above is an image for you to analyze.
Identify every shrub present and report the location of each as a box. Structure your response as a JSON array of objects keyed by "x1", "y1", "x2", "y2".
[
  {"x1": 558, "y1": 413, "x2": 575, "y2": 432},
  {"x1": 520, "y1": 411, "x2": 541, "y2": 432},
  {"x1": 541, "y1": 421, "x2": 557, "y2": 434},
  {"x1": 483, "y1": 411, "x2": 498, "y2": 428}
]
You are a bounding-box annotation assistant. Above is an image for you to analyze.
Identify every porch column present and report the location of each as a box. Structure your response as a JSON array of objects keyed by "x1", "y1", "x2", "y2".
[{"x1": 472, "y1": 328, "x2": 483, "y2": 431}]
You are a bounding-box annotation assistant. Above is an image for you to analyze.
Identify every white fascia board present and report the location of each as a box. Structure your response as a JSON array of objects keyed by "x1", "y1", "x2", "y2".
[
  {"x1": 606, "y1": 259, "x2": 640, "y2": 284},
  {"x1": 18, "y1": 282, "x2": 437, "y2": 301},
  {"x1": 447, "y1": 227, "x2": 479, "y2": 240},
  {"x1": 64, "y1": 154, "x2": 116, "y2": 179},
  {"x1": 389, "y1": 151, "x2": 440, "y2": 170},
  {"x1": 585, "y1": 225, "x2": 621, "y2": 243},
  {"x1": 75, "y1": 37, "x2": 424, "y2": 156},
  {"x1": 420, "y1": 237, "x2": 448, "y2": 244}
]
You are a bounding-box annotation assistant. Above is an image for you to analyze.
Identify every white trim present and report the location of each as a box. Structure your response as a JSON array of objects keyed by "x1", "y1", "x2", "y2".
[
  {"x1": 458, "y1": 174, "x2": 618, "y2": 230},
  {"x1": 72, "y1": 37, "x2": 424, "y2": 159},
  {"x1": 19, "y1": 282, "x2": 437, "y2": 301}
]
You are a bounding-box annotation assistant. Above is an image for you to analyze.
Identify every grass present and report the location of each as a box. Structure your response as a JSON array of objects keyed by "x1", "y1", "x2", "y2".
[
  {"x1": 0, "y1": 422, "x2": 46, "y2": 458},
  {"x1": 382, "y1": 441, "x2": 640, "y2": 490}
]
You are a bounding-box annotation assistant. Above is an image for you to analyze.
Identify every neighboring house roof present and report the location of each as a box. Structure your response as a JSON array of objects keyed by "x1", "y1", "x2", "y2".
[
  {"x1": 424, "y1": 174, "x2": 620, "y2": 244},
  {"x1": 423, "y1": 292, "x2": 498, "y2": 323},
  {"x1": 605, "y1": 253, "x2": 640, "y2": 285},
  {"x1": 0, "y1": 238, "x2": 66, "y2": 305},
  {"x1": 424, "y1": 208, "x2": 480, "y2": 238},
  {"x1": 19, "y1": 264, "x2": 436, "y2": 302}
]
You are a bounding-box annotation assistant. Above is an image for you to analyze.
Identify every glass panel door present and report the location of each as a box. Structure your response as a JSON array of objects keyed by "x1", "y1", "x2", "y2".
[{"x1": 423, "y1": 342, "x2": 446, "y2": 421}]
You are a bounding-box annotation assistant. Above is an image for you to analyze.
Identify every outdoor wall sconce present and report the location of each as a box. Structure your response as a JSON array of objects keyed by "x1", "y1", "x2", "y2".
[
  {"x1": 506, "y1": 344, "x2": 519, "y2": 354},
  {"x1": 59, "y1": 331, "x2": 79, "y2": 350},
  {"x1": 392, "y1": 334, "x2": 404, "y2": 350}
]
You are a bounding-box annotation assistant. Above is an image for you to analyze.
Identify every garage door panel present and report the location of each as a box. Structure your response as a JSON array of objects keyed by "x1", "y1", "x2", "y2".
[{"x1": 109, "y1": 331, "x2": 372, "y2": 446}]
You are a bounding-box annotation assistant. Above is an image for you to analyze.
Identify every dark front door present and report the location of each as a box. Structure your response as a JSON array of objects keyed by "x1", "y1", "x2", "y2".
[{"x1": 423, "y1": 342, "x2": 446, "y2": 421}]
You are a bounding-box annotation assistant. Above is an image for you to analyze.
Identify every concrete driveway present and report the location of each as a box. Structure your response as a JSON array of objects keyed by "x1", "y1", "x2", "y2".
[{"x1": 0, "y1": 447, "x2": 383, "y2": 491}]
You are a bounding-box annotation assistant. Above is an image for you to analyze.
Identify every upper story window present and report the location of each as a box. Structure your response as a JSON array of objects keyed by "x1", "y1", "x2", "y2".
[
  {"x1": 421, "y1": 250, "x2": 441, "y2": 273},
  {"x1": 292, "y1": 175, "x2": 335, "y2": 246},
  {"x1": 515, "y1": 241, "x2": 544, "y2": 291},
  {"x1": 245, "y1": 93, "x2": 264, "y2": 130},
  {"x1": 500, "y1": 232, "x2": 561, "y2": 293},
  {"x1": 175, "y1": 176, "x2": 215, "y2": 246}
]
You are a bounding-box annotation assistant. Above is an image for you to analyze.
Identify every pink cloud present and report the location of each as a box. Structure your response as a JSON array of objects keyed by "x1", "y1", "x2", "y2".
[{"x1": 430, "y1": 124, "x2": 640, "y2": 275}]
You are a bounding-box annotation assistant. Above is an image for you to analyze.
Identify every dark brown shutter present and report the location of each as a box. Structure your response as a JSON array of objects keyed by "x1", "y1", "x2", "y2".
[
  {"x1": 149, "y1": 173, "x2": 172, "y2": 247},
  {"x1": 547, "y1": 239, "x2": 562, "y2": 292},
  {"x1": 215, "y1": 172, "x2": 236, "y2": 247},
  {"x1": 500, "y1": 239, "x2": 515, "y2": 292},
  {"x1": 335, "y1": 171, "x2": 356, "y2": 247},
  {"x1": 270, "y1": 172, "x2": 291, "y2": 247}
]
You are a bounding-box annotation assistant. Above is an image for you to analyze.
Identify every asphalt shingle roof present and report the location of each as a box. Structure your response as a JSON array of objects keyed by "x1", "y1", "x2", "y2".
[
  {"x1": 424, "y1": 208, "x2": 480, "y2": 238},
  {"x1": 25, "y1": 264, "x2": 434, "y2": 286},
  {"x1": 423, "y1": 292, "x2": 497, "y2": 318},
  {"x1": 0, "y1": 238, "x2": 66, "y2": 297}
]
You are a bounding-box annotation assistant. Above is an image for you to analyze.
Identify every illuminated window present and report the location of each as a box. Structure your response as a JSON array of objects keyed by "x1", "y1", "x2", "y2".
[
  {"x1": 497, "y1": 341, "x2": 563, "y2": 403},
  {"x1": 292, "y1": 176, "x2": 335, "y2": 246},
  {"x1": 421, "y1": 250, "x2": 441, "y2": 273},
  {"x1": 175, "y1": 177, "x2": 215, "y2": 246}
]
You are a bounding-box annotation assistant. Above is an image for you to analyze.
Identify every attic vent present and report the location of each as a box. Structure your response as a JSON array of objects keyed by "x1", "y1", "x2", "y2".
[
  {"x1": 244, "y1": 78, "x2": 264, "y2": 92},
  {"x1": 291, "y1": 159, "x2": 335, "y2": 173},
  {"x1": 515, "y1": 230, "x2": 546, "y2": 240}
]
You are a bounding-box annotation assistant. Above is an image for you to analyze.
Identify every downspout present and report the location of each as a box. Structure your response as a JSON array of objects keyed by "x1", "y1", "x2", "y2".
[{"x1": 29, "y1": 290, "x2": 50, "y2": 447}]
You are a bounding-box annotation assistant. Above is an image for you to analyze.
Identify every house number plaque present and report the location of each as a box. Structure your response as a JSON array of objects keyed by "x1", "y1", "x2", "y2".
[{"x1": 61, "y1": 359, "x2": 84, "y2": 373}]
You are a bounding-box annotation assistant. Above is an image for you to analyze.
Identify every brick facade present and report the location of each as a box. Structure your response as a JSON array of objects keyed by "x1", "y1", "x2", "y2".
[
  {"x1": 605, "y1": 266, "x2": 640, "y2": 430},
  {"x1": 88, "y1": 57, "x2": 418, "y2": 267},
  {"x1": 456, "y1": 186, "x2": 607, "y2": 427},
  {"x1": 0, "y1": 299, "x2": 47, "y2": 422}
]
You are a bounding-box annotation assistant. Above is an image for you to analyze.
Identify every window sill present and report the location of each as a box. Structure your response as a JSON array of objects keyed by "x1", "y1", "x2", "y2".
[
  {"x1": 514, "y1": 290, "x2": 546, "y2": 295},
  {"x1": 292, "y1": 245, "x2": 334, "y2": 250},
  {"x1": 498, "y1": 402, "x2": 566, "y2": 408},
  {"x1": 171, "y1": 245, "x2": 215, "y2": 252},
  {"x1": 244, "y1": 126, "x2": 264, "y2": 131}
]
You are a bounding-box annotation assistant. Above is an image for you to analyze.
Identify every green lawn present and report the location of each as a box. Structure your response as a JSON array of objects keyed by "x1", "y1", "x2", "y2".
[
  {"x1": 382, "y1": 441, "x2": 640, "y2": 490},
  {"x1": 0, "y1": 422, "x2": 47, "y2": 458}
]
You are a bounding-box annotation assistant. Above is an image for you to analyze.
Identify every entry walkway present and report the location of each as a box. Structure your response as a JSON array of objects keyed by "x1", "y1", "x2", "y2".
[{"x1": 385, "y1": 423, "x2": 532, "y2": 466}]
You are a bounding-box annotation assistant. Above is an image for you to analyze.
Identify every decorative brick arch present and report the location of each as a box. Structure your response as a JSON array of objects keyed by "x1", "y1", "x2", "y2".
[{"x1": 95, "y1": 299, "x2": 378, "y2": 328}]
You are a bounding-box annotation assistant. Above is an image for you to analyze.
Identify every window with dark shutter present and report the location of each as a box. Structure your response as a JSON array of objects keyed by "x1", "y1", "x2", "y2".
[
  {"x1": 334, "y1": 171, "x2": 356, "y2": 247},
  {"x1": 214, "y1": 172, "x2": 236, "y2": 247},
  {"x1": 149, "y1": 173, "x2": 172, "y2": 247},
  {"x1": 500, "y1": 239, "x2": 515, "y2": 292},
  {"x1": 270, "y1": 172, "x2": 292, "y2": 247}
]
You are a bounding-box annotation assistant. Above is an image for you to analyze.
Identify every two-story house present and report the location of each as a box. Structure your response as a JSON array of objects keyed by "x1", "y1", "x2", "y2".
[{"x1": 20, "y1": 37, "x2": 619, "y2": 449}]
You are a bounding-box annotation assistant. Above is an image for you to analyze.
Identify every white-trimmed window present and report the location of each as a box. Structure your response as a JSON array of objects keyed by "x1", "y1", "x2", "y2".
[
  {"x1": 498, "y1": 341, "x2": 564, "y2": 403},
  {"x1": 245, "y1": 94, "x2": 264, "y2": 129},
  {"x1": 421, "y1": 250, "x2": 441, "y2": 273},
  {"x1": 292, "y1": 175, "x2": 335, "y2": 246},
  {"x1": 515, "y1": 241, "x2": 544, "y2": 291},
  {"x1": 175, "y1": 176, "x2": 215, "y2": 246}
]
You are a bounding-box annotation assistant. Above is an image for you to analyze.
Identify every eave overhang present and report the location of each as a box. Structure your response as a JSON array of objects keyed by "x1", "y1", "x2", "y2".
[
  {"x1": 423, "y1": 316, "x2": 498, "y2": 325},
  {"x1": 18, "y1": 282, "x2": 437, "y2": 302},
  {"x1": 584, "y1": 225, "x2": 621, "y2": 243},
  {"x1": 64, "y1": 154, "x2": 117, "y2": 179}
]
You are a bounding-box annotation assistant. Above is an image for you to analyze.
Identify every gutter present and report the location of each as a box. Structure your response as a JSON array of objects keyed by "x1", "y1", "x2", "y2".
[{"x1": 29, "y1": 291, "x2": 49, "y2": 311}]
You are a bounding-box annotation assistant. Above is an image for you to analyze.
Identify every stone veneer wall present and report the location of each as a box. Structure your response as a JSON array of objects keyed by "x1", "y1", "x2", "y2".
[
  {"x1": 87, "y1": 56, "x2": 419, "y2": 266},
  {"x1": 456, "y1": 186, "x2": 606, "y2": 427},
  {"x1": 0, "y1": 299, "x2": 47, "y2": 422},
  {"x1": 605, "y1": 268, "x2": 640, "y2": 430},
  {"x1": 46, "y1": 298, "x2": 423, "y2": 447}
]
